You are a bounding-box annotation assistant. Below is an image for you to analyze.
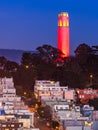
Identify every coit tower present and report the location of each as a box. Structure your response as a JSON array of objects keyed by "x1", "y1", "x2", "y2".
[{"x1": 58, "y1": 12, "x2": 70, "y2": 57}]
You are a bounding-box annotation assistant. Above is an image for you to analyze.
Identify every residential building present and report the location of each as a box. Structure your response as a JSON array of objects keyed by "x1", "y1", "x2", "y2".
[{"x1": 0, "y1": 77, "x2": 34, "y2": 128}]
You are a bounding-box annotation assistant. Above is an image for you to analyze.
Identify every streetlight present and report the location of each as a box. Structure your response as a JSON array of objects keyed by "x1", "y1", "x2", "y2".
[
  {"x1": 89, "y1": 74, "x2": 93, "y2": 85},
  {"x1": 25, "y1": 65, "x2": 29, "y2": 69}
]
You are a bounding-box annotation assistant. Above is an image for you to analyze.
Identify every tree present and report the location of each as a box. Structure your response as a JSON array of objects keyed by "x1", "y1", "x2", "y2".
[
  {"x1": 37, "y1": 61, "x2": 56, "y2": 80},
  {"x1": 31, "y1": 52, "x2": 44, "y2": 65},
  {"x1": 63, "y1": 56, "x2": 82, "y2": 74},
  {"x1": 21, "y1": 52, "x2": 32, "y2": 66},
  {"x1": 4, "y1": 61, "x2": 19, "y2": 72},
  {"x1": 0, "y1": 56, "x2": 7, "y2": 69},
  {"x1": 89, "y1": 98, "x2": 98, "y2": 110},
  {"x1": 36, "y1": 44, "x2": 63, "y2": 63},
  {"x1": 13, "y1": 64, "x2": 37, "y2": 90},
  {"x1": 51, "y1": 121, "x2": 59, "y2": 129},
  {"x1": 37, "y1": 106, "x2": 45, "y2": 118},
  {"x1": 44, "y1": 105, "x2": 52, "y2": 120},
  {"x1": 92, "y1": 46, "x2": 98, "y2": 55},
  {"x1": 74, "y1": 43, "x2": 93, "y2": 71}
]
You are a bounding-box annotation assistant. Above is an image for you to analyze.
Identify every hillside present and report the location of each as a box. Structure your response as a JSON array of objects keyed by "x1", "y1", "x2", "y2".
[{"x1": 0, "y1": 49, "x2": 29, "y2": 63}]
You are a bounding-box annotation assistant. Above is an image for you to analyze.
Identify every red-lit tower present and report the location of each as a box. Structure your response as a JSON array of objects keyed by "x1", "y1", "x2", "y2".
[{"x1": 58, "y1": 12, "x2": 69, "y2": 57}]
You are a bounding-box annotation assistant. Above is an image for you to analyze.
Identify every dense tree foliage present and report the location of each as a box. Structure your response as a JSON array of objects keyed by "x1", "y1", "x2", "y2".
[
  {"x1": 74, "y1": 43, "x2": 98, "y2": 73},
  {"x1": 0, "y1": 56, "x2": 7, "y2": 68},
  {"x1": 43, "y1": 105, "x2": 52, "y2": 120},
  {"x1": 21, "y1": 52, "x2": 32, "y2": 66},
  {"x1": 89, "y1": 98, "x2": 98, "y2": 110},
  {"x1": 36, "y1": 44, "x2": 63, "y2": 63},
  {"x1": 4, "y1": 61, "x2": 19, "y2": 72},
  {"x1": 74, "y1": 43, "x2": 93, "y2": 70}
]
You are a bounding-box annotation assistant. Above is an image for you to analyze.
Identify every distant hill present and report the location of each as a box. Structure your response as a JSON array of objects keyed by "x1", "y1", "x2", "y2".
[{"x1": 0, "y1": 49, "x2": 31, "y2": 63}]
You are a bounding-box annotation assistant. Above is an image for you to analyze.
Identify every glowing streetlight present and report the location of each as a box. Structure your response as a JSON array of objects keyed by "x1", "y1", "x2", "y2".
[
  {"x1": 89, "y1": 74, "x2": 93, "y2": 85},
  {"x1": 24, "y1": 91, "x2": 27, "y2": 95},
  {"x1": 25, "y1": 65, "x2": 29, "y2": 69}
]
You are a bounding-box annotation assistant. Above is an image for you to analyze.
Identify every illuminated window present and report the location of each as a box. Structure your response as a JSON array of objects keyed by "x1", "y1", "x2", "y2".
[
  {"x1": 66, "y1": 13, "x2": 68, "y2": 17},
  {"x1": 2, "y1": 124, "x2": 6, "y2": 127},
  {"x1": 79, "y1": 95, "x2": 81, "y2": 98},
  {"x1": 63, "y1": 21, "x2": 66, "y2": 26},
  {"x1": 58, "y1": 20, "x2": 62, "y2": 27},
  {"x1": 63, "y1": 13, "x2": 66, "y2": 16},
  {"x1": 11, "y1": 124, "x2": 14, "y2": 127},
  {"x1": 61, "y1": 13, "x2": 68, "y2": 17},
  {"x1": 85, "y1": 121, "x2": 92, "y2": 126}
]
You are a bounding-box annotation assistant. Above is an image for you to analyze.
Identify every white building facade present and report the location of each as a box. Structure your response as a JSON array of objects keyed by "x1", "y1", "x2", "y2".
[
  {"x1": 0, "y1": 77, "x2": 34, "y2": 128},
  {"x1": 34, "y1": 80, "x2": 76, "y2": 103}
]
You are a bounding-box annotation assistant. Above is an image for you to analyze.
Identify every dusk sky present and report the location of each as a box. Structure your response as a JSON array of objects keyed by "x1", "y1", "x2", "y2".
[{"x1": 0, "y1": 0, "x2": 98, "y2": 55}]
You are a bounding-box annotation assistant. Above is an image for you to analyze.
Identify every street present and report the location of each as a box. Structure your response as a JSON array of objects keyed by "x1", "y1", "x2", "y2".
[
  {"x1": 34, "y1": 112, "x2": 52, "y2": 130},
  {"x1": 34, "y1": 116, "x2": 52, "y2": 130}
]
